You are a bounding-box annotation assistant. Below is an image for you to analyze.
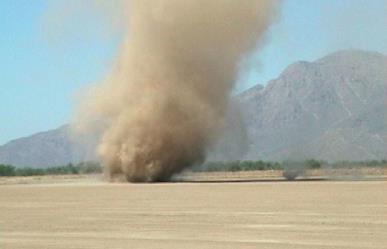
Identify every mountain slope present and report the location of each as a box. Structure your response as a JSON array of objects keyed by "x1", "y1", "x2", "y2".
[
  {"x1": 0, "y1": 50, "x2": 386, "y2": 167},
  {"x1": 239, "y1": 50, "x2": 386, "y2": 161},
  {"x1": 0, "y1": 126, "x2": 96, "y2": 168}
]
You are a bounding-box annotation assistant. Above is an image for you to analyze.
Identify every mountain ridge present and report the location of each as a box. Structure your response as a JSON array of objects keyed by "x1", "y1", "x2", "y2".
[{"x1": 238, "y1": 49, "x2": 386, "y2": 161}]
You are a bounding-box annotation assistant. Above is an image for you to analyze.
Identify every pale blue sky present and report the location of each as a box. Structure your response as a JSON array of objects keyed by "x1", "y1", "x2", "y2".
[{"x1": 1, "y1": 0, "x2": 386, "y2": 145}]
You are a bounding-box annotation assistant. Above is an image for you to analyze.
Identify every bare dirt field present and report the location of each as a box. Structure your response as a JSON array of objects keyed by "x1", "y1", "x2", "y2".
[{"x1": 0, "y1": 177, "x2": 386, "y2": 249}]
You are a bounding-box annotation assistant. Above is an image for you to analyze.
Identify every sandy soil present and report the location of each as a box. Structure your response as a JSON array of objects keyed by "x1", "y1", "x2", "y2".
[{"x1": 0, "y1": 178, "x2": 386, "y2": 249}]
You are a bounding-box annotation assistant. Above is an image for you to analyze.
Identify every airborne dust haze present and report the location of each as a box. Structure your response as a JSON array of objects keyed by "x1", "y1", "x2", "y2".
[{"x1": 76, "y1": 0, "x2": 279, "y2": 182}]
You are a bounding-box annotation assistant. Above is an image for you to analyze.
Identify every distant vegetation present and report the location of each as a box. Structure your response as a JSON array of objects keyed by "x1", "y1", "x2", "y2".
[
  {"x1": 201, "y1": 159, "x2": 387, "y2": 171},
  {"x1": 330, "y1": 160, "x2": 387, "y2": 168},
  {"x1": 192, "y1": 159, "x2": 333, "y2": 172},
  {"x1": 192, "y1": 160, "x2": 283, "y2": 172},
  {"x1": 0, "y1": 159, "x2": 386, "y2": 177},
  {"x1": 0, "y1": 161, "x2": 102, "y2": 177}
]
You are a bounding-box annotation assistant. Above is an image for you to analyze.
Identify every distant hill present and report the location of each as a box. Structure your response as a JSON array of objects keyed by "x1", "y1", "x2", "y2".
[
  {"x1": 0, "y1": 50, "x2": 386, "y2": 167},
  {"x1": 0, "y1": 126, "x2": 96, "y2": 168}
]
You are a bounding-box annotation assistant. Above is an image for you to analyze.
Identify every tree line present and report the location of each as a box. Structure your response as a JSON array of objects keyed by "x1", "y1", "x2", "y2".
[
  {"x1": 0, "y1": 159, "x2": 386, "y2": 177},
  {"x1": 0, "y1": 161, "x2": 102, "y2": 177}
]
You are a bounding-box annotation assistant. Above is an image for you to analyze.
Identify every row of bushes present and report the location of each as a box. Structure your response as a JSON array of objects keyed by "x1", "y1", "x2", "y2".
[
  {"x1": 0, "y1": 161, "x2": 102, "y2": 177},
  {"x1": 192, "y1": 159, "x2": 325, "y2": 172},
  {"x1": 192, "y1": 160, "x2": 282, "y2": 172},
  {"x1": 1, "y1": 159, "x2": 386, "y2": 177},
  {"x1": 330, "y1": 160, "x2": 387, "y2": 168},
  {"x1": 192, "y1": 159, "x2": 387, "y2": 173}
]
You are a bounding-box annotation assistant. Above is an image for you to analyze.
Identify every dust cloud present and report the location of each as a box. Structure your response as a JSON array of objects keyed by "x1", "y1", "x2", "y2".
[{"x1": 75, "y1": 0, "x2": 279, "y2": 182}]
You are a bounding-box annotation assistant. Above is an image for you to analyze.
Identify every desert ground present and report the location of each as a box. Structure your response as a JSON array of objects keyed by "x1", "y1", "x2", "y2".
[{"x1": 0, "y1": 175, "x2": 386, "y2": 249}]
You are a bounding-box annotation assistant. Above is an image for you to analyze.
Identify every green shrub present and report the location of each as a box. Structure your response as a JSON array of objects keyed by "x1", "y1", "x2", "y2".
[
  {"x1": 0, "y1": 164, "x2": 16, "y2": 176},
  {"x1": 305, "y1": 159, "x2": 323, "y2": 169},
  {"x1": 15, "y1": 167, "x2": 46, "y2": 176}
]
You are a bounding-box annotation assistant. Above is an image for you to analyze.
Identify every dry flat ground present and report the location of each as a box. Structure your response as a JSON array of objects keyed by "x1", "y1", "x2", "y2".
[{"x1": 0, "y1": 179, "x2": 386, "y2": 249}]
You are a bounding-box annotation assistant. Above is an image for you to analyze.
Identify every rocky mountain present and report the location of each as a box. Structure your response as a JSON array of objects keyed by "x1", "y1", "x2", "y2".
[
  {"x1": 239, "y1": 50, "x2": 386, "y2": 161},
  {"x1": 0, "y1": 50, "x2": 385, "y2": 167}
]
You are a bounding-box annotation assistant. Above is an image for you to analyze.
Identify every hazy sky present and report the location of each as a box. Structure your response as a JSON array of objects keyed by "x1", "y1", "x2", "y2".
[{"x1": 0, "y1": 0, "x2": 386, "y2": 145}]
